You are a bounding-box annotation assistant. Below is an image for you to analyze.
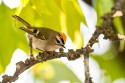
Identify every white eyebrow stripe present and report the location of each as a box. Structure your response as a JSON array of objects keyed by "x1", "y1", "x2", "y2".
[{"x1": 56, "y1": 35, "x2": 63, "y2": 45}]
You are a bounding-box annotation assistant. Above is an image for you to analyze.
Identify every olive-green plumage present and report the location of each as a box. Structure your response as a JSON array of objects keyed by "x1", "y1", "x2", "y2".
[{"x1": 13, "y1": 15, "x2": 66, "y2": 51}]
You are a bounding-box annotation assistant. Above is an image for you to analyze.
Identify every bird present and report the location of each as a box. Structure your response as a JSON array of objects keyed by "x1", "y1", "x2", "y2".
[{"x1": 12, "y1": 15, "x2": 67, "y2": 51}]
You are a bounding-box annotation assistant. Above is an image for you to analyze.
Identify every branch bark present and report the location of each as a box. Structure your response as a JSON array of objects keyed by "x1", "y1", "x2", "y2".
[{"x1": 0, "y1": 47, "x2": 92, "y2": 83}]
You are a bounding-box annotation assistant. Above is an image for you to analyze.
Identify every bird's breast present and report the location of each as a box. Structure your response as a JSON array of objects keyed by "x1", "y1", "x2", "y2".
[{"x1": 27, "y1": 34, "x2": 61, "y2": 51}]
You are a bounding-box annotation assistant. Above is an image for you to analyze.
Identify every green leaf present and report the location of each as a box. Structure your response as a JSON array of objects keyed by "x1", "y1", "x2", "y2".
[
  {"x1": 92, "y1": 43, "x2": 125, "y2": 81},
  {"x1": 113, "y1": 17, "x2": 125, "y2": 52},
  {"x1": 54, "y1": 0, "x2": 64, "y2": 12},
  {"x1": 0, "y1": 63, "x2": 3, "y2": 74},
  {"x1": 0, "y1": 3, "x2": 28, "y2": 73},
  {"x1": 33, "y1": 60, "x2": 81, "y2": 83},
  {"x1": 15, "y1": 0, "x2": 29, "y2": 15},
  {"x1": 113, "y1": 17, "x2": 124, "y2": 34},
  {"x1": 93, "y1": 0, "x2": 114, "y2": 24},
  {"x1": 61, "y1": 0, "x2": 85, "y2": 48}
]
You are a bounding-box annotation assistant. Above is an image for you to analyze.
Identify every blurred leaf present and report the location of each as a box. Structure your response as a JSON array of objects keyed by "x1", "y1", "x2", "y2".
[
  {"x1": 62, "y1": 0, "x2": 85, "y2": 48},
  {"x1": 32, "y1": 60, "x2": 81, "y2": 83},
  {"x1": 113, "y1": 17, "x2": 124, "y2": 34},
  {"x1": 0, "y1": 63, "x2": 3, "y2": 74},
  {"x1": 0, "y1": 3, "x2": 28, "y2": 73},
  {"x1": 92, "y1": 43, "x2": 125, "y2": 81},
  {"x1": 54, "y1": 0, "x2": 64, "y2": 12},
  {"x1": 113, "y1": 17, "x2": 125, "y2": 51},
  {"x1": 15, "y1": 0, "x2": 29, "y2": 15},
  {"x1": 93, "y1": 0, "x2": 114, "y2": 24}
]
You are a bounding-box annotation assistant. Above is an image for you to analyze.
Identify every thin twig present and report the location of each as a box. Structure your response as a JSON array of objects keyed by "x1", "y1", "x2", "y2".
[
  {"x1": 28, "y1": 36, "x2": 33, "y2": 58},
  {"x1": 83, "y1": 45, "x2": 93, "y2": 83},
  {"x1": 84, "y1": 54, "x2": 92, "y2": 83}
]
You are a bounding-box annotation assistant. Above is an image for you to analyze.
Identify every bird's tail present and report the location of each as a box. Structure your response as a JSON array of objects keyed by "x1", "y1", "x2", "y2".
[{"x1": 12, "y1": 15, "x2": 32, "y2": 29}]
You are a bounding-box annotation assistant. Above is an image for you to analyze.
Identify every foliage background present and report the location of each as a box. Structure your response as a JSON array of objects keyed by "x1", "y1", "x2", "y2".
[{"x1": 0, "y1": 0, "x2": 125, "y2": 83}]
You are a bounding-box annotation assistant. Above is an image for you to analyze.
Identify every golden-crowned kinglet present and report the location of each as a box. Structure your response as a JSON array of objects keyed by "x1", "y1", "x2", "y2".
[{"x1": 12, "y1": 15, "x2": 66, "y2": 51}]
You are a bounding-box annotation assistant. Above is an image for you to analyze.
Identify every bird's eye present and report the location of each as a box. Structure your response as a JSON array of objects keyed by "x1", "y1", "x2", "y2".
[
  {"x1": 56, "y1": 38, "x2": 60, "y2": 44},
  {"x1": 60, "y1": 37, "x2": 65, "y2": 44}
]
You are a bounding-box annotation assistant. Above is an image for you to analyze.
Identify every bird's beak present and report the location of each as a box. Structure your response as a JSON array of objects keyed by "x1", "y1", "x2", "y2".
[
  {"x1": 61, "y1": 45, "x2": 66, "y2": 48},
  {"x1": 57, "y1": 44, "x2": 66, "y2": 48}
]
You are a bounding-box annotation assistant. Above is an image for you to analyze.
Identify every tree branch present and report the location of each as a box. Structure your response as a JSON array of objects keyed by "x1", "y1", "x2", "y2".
[
  {"x1": 0, "y1": 47, "x2": 92, "y2": 83},
  {"x1": 83, "y1": 0, "x2": 125, "y2": 82},
  {"x1": 0, "y1": 0, "x2": 125, "y2": 83}
]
